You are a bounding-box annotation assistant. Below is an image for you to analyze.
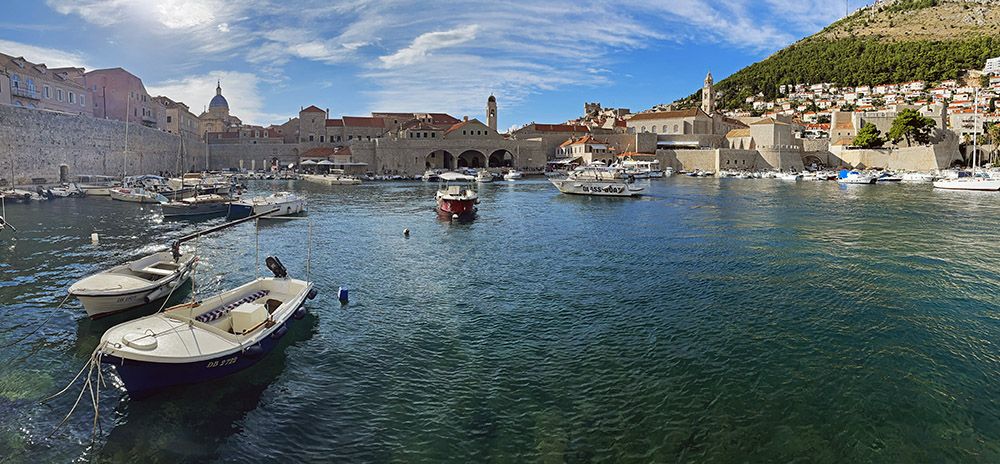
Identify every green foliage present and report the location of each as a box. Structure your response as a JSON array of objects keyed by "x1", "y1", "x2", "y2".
[
  {"x1": 853, "y1": 122, "x2": 886, "y2": 148},
  {"x1": 988, "y1": 123, "x2": 1000, "y2": 145},
  {"x1": 981, "y1": 75, "x2": 991, "y2": 88},
  {"x1": 888, "y1": 108, "x2": 936, "y2": 146},
  {"x1": 676, "y1": 36, "x2": 1000, "y2": 111},
  {"x1": 817, "y1": 115, "x2": 831, "y2": 124}
]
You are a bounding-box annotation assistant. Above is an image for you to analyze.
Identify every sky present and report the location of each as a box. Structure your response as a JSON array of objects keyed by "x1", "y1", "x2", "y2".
[{"x1": 1, "y1": 0, "x2": 867, "y2": 129}]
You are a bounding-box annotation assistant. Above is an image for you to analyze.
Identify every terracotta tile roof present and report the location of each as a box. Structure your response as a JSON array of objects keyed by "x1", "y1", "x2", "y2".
[
  {"x1": 301, "y1": 105, "x2": 325, "y2": 113},
  {"x1": 326, "y1": 119, "x2": 344, "y2": 127},
  {"x1": 527, "y1": 123, "x2": 590, "y2": 133},
  {"x1": 342, "y1": 116, "x2": 385, "y2": 128},
  {"x1": 558, "y1": 135, "x2": 603, "y2": 147},
  {"x1": 429, "y1": 113, "x2": 461, "y2": 125},
  {"x1": 444, "y1": 119, "x2": 485, "y2": 135},
  {"x1": 726, "y1": 128, "x2": 751, "y2": 138},
  {"x1": 628, "y1": 108, "x2": 701, "y2": 121}
]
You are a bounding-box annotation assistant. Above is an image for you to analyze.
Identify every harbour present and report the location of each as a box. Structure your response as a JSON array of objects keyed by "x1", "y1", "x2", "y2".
[{"x1": 3, "y1": 176, "x2": 1000, "y2": 461}]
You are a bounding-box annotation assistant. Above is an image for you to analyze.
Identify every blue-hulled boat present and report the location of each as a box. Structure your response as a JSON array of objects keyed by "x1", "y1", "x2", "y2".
[{"x1": 98, "y1": 257, "x2": 317, "y2": 397}]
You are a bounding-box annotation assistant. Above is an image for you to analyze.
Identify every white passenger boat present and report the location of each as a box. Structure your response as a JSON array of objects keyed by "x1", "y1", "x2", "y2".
[
  {"x1": 97, "y1": 257, "x2": 316, "y2": 397},
  {"x1": 69, "y1": 250, "x2": 196, "y2": 319},
  {"x1": 162, "y1": 194, "x2": 230, "y2": 218},
  {"x1": 476, "y1": 170, "x2": 494, "y2": 183},
  {"x1": 549, "y1": 165, "x2": 643, "y2": 197},
  {"x1": 228, "y1": 192, "x2": 305, "y2": 218},
  {"x1": 901, "y1": 172, "x2": 937, "y2": 183},
  {"x1": 620, "y1": 157, "x2": 665, "y2": 179},
  {"x1": 302, "y1": 170, "x2": 362, "y2": 185},
  {"x1": 503, "y1": 170, "x2": 523, "y2": 181},
  {"x1": 837, "y1": 170, "x2": 877, "y2": 184}
]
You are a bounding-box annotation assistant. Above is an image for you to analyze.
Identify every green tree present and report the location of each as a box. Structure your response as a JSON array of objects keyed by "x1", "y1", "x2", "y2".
[
  {"x1": 853, "y1": 122, "x2": 886, "y2": 148},
  {"x1": 981, "y1": 75, "x2": 992, "y2": 88},
  {"x1": 818, "y1": 114, "x2": 831, "y2": 124},
  {"x1": 841, "y1": 103, "x2": 858, "y2": 112},
  {"x1": 888, "y1": 109, "x2": 936, "y2": 146},
  {"x1": 872, "y1": 97, "x2": 886, "y2": 108}
]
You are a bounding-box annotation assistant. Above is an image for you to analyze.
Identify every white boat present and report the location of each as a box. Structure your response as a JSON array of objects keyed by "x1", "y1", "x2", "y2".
[
  {"x1": 778, "y1": 172, "x2": 803, "y2": 181},
  {"x1": 421, "y1": 170, "x2": 441, "y2": 182},
  {"x1": 476, "y1": 170, "x2": 494, "y2": 183},
  {"x1": 837, "y1": 171, "x2": 877, "y2": 184},
  {"x1": 69, "y1": 250, "x2": 196, "y2": 319},
  {"x1": 664, "y1": 167, "x2": 675, "y2": 177},
  {"x1": 902, "y1": 172, "x2": 936, "y2": 183},
  {"x1": 228, "y1": 192, "x2": 305, "y2": 218},
  {"x1": 76, "y1": 175, "x2": 119, "y2": 196},
  {"x1": 876, "y1": 173, "x2": 903, "y2": 183},
  {"x1": 620, "y1": 157, "x2": 664, "y2": 179},
  {"x1": 110, "y1": 187, "x2": 169, "y2": 203},
  {"x1": 1, "y1": 188, "x2": 47, "y2": 202},
  {"x1": 934, "y1": 89, "x2": 998, "y2": 191},
  {"x1": 302, "y1": 170, "x2": 361, "y2": 185},
  {"x1": 162, "y1": 194, "x2": 230, "y2": 218},
  {"x1": 549, "y1": 165, "x2": 643, "y2": 197},
  {"x1": 49, "y1": 183, "x2": 86, "y2": 198},
  {"x1": 503, "y1": 170, "x2": 523, "y2": 181},
  {"x1": 96, "y1": 258, "x2": 316, "y2": 397}
]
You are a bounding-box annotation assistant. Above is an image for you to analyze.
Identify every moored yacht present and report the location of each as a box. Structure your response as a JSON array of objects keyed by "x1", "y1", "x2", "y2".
[
  {"x1": 549, "y1": 165, "x2": 643, "y2": 197},
  {"x1": 837, "y1": 170, "x2": 877, "y2": 184},
  {"x1": 162, "y1": 194, "x2": 231, "y2": 218},
  {"x1": 228, "y1": 192, "x2": 306, "y2": 218}
]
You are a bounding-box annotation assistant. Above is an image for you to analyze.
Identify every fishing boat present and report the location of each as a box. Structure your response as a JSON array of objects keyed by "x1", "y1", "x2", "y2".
[
  {"x1": 96, "y1": 256, "x2": 316, "y2": 397},
  {"x1": 76, "y1": 175, "x2": 119, "y2": 196},
  {"x1": 0, "y1": 188, "x2": 47, "y2": 202},
  {"x1": 837, "y1": 170, "x2": 877, "y2": 184},
  {"x1": 503, "y1": 170, "x2": 523, "y2": 181},
  {"x1": 549, "y1": 165, "x2": 643, "y2": 197},
  {"x1": 227, "y1": 192, "x2": 305, "y2": 218},
  {"x1": 162, "y1": 194, "x2": 230, "y2": 218},
  {"x1": 69, "y1": 250, "x2": 196, "y2": 319},
  {"x1": 476, "y1": 169, "x2": 494, "y2": 183},
  {"x1": 301, "y1": 170, "x2": 362, "y2": 185}
]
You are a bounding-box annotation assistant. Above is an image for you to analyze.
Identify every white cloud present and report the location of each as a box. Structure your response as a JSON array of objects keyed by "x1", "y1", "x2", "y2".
[
  {"x1": 0, "y1": 39, "x2": 88, "y2": 68},
  {"x1": 379, "y1": 25, "x2": 479, "y2": 68},
  {"x1": 146, "y1": 71, "x2": 291, "y2": 126},
  {"x1": 217, "y1": 22, "x2": 230, "y2": 33}
]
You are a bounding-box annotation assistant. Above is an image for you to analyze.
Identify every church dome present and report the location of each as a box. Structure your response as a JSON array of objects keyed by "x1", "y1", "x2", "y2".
[
  {"x1": 209, "y1": 94, "x2": 229, "y2": 109},
  {"x1": 209, "y1": 80, "x2": 228, "y2": 110}
]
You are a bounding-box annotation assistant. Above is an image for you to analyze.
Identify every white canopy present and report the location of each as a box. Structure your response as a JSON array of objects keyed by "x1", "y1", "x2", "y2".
[
  {"x1": 299, "y1": 160, "x2": 318, "y2": 165},
  {"x1": 439, "y1": 171, "x2": 475, "y2": 181},
  {"x1": 316, "y1": 160, "x2": 335, "y2": 166}
]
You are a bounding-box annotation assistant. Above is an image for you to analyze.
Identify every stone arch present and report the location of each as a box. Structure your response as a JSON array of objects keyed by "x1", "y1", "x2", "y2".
[
  {"x1": 488, "y1": 149, "x2": 514, "y2": 168},
  {"x1": 426, "y1": 149, "x2": 454, "y2": 169},
  {"x1": 802, "y1": 155, "x2": 824, "y2": 168},
  {"x1": 457, "y1": 150, "x2": 486, "y2": 169},
  {"x1": 59, "y1": 164, "x2": 70, "y2": 183}
]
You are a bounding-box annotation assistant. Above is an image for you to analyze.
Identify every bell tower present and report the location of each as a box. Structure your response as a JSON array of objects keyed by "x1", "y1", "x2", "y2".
[
  {"x1": 486, "y1": 94, "x2": 497, "y2": 131},
  {"x1": 701, "y1": 71, "x2": 715, "y2": 115}
]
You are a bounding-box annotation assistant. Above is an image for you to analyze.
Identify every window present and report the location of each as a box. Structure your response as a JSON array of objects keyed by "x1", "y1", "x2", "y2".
[
  {"x1": 650, "y1": 125, "x2": 657, "y2": 132},
  {"x1": 409, "y1": 132, "x2": 413, "y2": 138},
  {"x1": 56, "y1": 88, "x2": 63, "y2": 101},
  {"x1": 43, "y1": 86, "x2": 50, "y2": 98},
  {"x1": 336, "y1": 136, "x2": 341, "y2": 142},
  {"x1": 431, "y1": 132, "x2": 436, "y2": 138},
  {"x1": 320, "y1": 136, "x2": 324, "y2": 142},
  {"x1": 11, "y1": 74, "x2": 19, "y2": 89},
  {"x1": 463, "y1": 130, "x2": 466, "y2": 135},
  {"x1": 308, "y1": 135, "x2": 314, "y2": 141},
  {"x1": 673, "y1": 124, "x2": 678, "y2": 133},
  {"x1": 79, "y1": 94, "x2": 84, "y2": 106},
  {"x1": 27, "y1": 78, "x2": 35, "y2": 91},
  {"x1": 640, "y1": 126, "x2": 646, "y2": 133},
  {"x1": 348, "y1": 135, "x2": 353, "y2": 140},
  {"x1": 69, "y1": 92, "x2": 75, "y2": 104},
  {"x1": 166, "y1": 116, "x2": 172, "y2": 123}
]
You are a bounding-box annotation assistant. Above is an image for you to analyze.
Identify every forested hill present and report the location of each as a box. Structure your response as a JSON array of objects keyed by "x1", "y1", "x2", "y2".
[{"x1": 672, "y1": 0, "x2": 1000, "y2": 111}]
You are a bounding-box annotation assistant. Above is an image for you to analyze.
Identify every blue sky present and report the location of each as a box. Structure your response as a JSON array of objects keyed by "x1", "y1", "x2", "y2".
[{"x1": 1, "y1": 0, "x2": 866, "y2": 129}]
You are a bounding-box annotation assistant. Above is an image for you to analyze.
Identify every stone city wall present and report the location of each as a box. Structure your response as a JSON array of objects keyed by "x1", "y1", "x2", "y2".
[
  {"x1": 206, "y1": 143, "x2": 300, "y2": 171},
  {"x1": 0, "y1": 105, "x2": 206, "y2": 186}
]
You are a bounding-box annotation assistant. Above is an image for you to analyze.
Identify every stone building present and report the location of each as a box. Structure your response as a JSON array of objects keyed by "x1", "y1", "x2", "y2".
[
  {"x1": 555, "y1": 135, "x2": 614, "y2": 165},
  {"x1": 153, "y1": 96, "x2": 200, "y2": 139},
  {"x1": 0, "y1": 52, "x2": 92, "y2": 115},
  {"x1": 85, "y1": 67, "x2": 161, "y2": 128},
  {"x1": 198, "y1": 81, "x2": 242, "y2": 137}
]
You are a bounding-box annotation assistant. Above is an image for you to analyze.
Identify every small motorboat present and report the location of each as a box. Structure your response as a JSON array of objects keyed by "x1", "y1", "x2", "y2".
[
  {"x1": 421, "y1": 170, "x2": 441, "y2": 182},
  {"x1": 901, "y1": 172, "x2": 937, "y2": 183},
  {"x1": 76, "y1": 175, "x2": 119, "y2": 196},
  {"x1": 0, "y1": 188, "x2": 46, "y2": 202},
  {"x1": 69, "y1": 250, "x2": 196, "y2": 319},
  {"x1": 227, "y1": 192, "x2": 305, "y2": 219},
  {"x1": 302, "y1": 170, "x2": 362, "y2": 185},
  {"x1": 97, "y1": 256, "x2": 316, "y2": 397},
  {"x1": 503, "y1": 170, "x2": 523, "y2": 181},
  {"x1": 436, "y1": 172, "x2": 478, "y2": 218},
  {"x1": 162, "y1": 194, "x2": 230, "y2": 218},
  {"x1": 778, "y1": 172, "x2": 803, "y2": 181},
  {"x1": 837, "y1": 170, "x2": 877, "y2": 184},
  {"x1": 110, "y1": 187, "x2": 168, "y2": 204},
  {"x1": 476, "y1": 170, "x2": 494, "y2": 183},
  {"x1": 876, "y1": 173, "x2": 903, "y2": 183},
  {"x1": 49, "y1": 183, "x2": 86, "y2": 198}
]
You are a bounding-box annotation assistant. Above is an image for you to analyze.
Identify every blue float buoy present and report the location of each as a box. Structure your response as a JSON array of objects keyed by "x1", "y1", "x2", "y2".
[{"x1": 338, "y1": 287, "x2": 349, "y2": 304}]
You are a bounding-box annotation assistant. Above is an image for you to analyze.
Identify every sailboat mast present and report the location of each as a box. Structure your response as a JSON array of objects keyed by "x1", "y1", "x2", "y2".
[
  {"x1": 973, "y1": 88, "x2": 979, "y2": 173},
  {"x1": 124, "y1": 94, "x2": 130, "y2": 178}
]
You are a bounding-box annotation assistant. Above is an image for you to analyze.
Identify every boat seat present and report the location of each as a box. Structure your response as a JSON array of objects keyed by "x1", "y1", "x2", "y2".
[
  {"x1": 265, "y1": 298, "x2": 282, "y2": 314},
  {"x1": 195, "y1": 290, "x2": 270, "y2": 323},
  {"x1": 140, "y1": 267, "x2": 174, "y2": 277}
]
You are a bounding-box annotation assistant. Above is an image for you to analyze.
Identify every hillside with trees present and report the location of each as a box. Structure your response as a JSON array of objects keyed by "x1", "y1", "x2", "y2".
[{"x1": 672, "y1": 0, "x2": 1000, "y2": 112}]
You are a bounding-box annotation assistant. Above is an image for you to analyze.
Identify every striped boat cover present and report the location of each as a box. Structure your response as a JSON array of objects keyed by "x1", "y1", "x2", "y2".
[{"x1": 195, "y1": 289, "x2": 270, "y2": 323}]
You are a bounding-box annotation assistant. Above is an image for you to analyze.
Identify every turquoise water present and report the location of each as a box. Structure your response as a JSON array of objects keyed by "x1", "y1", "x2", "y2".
[{"x1": 2, "y1": 177, "x2": 1000, "y2": 462}]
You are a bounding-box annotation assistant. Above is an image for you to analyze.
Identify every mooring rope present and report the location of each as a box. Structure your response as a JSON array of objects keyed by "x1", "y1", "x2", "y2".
[{"x1": 1, "y1": 293, "x2": 71, "y2": 349}]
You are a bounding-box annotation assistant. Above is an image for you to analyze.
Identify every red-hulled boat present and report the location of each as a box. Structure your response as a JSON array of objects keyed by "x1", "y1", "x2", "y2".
[{"x1": 435, "y1": 172, "x2": 478, "y2": 218}]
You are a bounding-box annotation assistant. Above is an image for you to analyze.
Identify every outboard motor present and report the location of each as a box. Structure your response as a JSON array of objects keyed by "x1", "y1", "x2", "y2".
[{"x1": 265, "y1": 256, "x2": 288, "y2": 278}]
